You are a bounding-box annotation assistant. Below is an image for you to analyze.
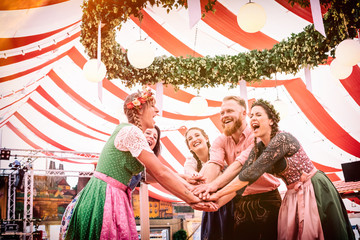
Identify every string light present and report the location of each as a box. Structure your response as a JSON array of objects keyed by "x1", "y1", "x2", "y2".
[
  {"x1": 0, "y1": 24, "x2": 81, "y2": 58},
  {"x1": 279, "y1": 86, "x2": 357, "y2": 162}
]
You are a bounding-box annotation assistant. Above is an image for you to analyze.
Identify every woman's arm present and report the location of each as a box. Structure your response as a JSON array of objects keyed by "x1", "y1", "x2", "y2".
[
  {"x1": 137, "y1": 150, "x2": 199, "y2": 204},
  {"x1": 208, "y1": 176, "x2": 248, "y2": 201},
  {"x1": 238, "y1": 132, "x2": 300, "y2": 183}
]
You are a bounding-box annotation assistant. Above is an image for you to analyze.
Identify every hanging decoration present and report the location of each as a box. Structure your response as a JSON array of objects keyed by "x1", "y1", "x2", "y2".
[
  {"x1": 127, "y1": 40, "x2": 155, "y2": 69},
  {"x1": 273, "y1": 99, "x2": 288, "y2": 120},
  {"x1": 83, "y1": 59, "x2": 107, "y2": 83},
  {"x1": 330, "y1": 59, "x2": 353, "y2": 79},
  {"x1": 81, "y1": 0, "x2": 359, "y2": 89},
  {"x1": 236, "y1": 2, "x2": 266, "y2": 33},
  {"x1": 309, "y1": 0, "x2": 326, "y2": 37},
  {"x1": 335, "y1": 39, "x2": 360, "y2": 66},
  {"x1": 189, "y1": 96, "x2": 208, "y2": 115}
]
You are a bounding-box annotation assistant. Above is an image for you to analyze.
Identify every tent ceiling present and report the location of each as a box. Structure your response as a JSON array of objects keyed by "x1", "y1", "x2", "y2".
[{"x1": 0, "y1": 0, "x2": 359, "y2": 207}]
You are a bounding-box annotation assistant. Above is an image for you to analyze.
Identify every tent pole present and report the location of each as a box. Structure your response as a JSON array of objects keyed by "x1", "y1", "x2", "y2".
[{"x1": 140, "y1": 181, "x2": 150, "y2": 239}]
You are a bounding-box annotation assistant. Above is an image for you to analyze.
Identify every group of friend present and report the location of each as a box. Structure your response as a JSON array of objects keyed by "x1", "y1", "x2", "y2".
[{"x1": 59, "y1": 88, "x2": 355, "y2": 240}]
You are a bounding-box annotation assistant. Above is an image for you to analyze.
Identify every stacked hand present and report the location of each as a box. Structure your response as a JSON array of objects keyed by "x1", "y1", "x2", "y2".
[
  {"x1": 186, "y1": 173, "x2": 206, "y2": 185},
  {"x1": 190, "y1": 201, "x2": 219, "y2": 212},
  {"x1": 191, "y1": 183, "x2": 218, "y2": 200}
]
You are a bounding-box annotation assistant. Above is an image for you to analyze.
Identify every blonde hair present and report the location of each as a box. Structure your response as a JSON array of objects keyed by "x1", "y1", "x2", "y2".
[
  {"x1": 223, "y1": 96, "x2": 247, "y2": 111},
  {"x1": 123, "y1": 92, "x2": 150, "y2": 131}
]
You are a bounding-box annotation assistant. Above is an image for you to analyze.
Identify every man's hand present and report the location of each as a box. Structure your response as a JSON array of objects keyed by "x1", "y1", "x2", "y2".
[{"x1": 191, "y1": 183, "x2": 218, "y2": 200}]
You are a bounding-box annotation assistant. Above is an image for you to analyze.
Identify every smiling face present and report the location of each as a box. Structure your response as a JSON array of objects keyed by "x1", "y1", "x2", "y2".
[
  {"x1": 220, "y1": 99, "x2": 246, "y2": 136},
  {"x1": 250, "y1": 105, "x2": 273, "y2": 141},
  {"x1": 144, "y1": 128, "x2": 158, "y2": 150},
  {"x1": 139, "y1": 100, "x2": 159, "y2": 130},
  {"x1": 185, "y1": 129, "x2": 209, "y2": 155}
]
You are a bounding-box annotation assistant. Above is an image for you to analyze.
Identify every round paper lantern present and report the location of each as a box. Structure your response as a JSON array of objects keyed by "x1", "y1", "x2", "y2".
[
  {"x1": 83, "y1": 59, "x2": 107, "y2": 83},
  {"x1": 127, "y1": 40, "x2": 155, "y2": 69},
  {"x1": 189, "y1": 96, "x2": 208, "y2": 115},
  {"x1": 237, "y1": 2, "x2": 266, "y2": 33},
  {"x1": 330, "y1": 59, "x2": 353, "y2": 79},
  {"x1": 272, "y1": 99, "x2": 288, "y2": 120},
  {"x1": 335, "y1": 39, "x2": 360, "y2": 66}
]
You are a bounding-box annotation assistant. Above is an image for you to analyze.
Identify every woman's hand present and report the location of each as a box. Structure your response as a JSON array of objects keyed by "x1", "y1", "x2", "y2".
[
  {"x1": 208, "y1": 192, "x2": 220, "y2": 202},
  {"x1": 190, "y1": 201, "x2": 219, "y2": 212},
  {"x1": 187, "y1": 174, "x2": 206, "y2": 185}
]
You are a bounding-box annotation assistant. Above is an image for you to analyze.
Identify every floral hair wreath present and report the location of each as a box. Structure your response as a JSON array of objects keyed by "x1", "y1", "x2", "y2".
[
  {"x1": 252, "y1": 99, "x2": 281, "y2": 123},
  {"x1": 126, "y1": 87, "x2": 155, "y2": 110}
]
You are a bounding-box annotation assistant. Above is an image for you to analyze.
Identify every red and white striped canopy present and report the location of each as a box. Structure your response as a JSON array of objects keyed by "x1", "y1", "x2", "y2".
[{"x1": 1, "y1": 0, "x2": 359, "y2": 208}]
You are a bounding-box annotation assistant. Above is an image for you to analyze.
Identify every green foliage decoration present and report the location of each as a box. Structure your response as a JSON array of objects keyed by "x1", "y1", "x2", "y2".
[{"x1": 81, "y1": 0, "x2": 360, "y2": 89}]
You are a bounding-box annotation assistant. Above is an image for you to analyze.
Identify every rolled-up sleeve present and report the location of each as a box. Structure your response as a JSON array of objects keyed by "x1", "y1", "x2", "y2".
[{"x1": 208, "y1": 135, "x2": 226, "y2": 169}]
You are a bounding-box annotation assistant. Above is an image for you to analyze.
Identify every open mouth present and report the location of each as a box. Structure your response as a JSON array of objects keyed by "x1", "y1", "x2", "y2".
[
  {"x1": 251, "y1": 123, "x2": 260, "y2": 131},
  {"x1": 192, "y1": 140, "x2": 201, "y2": 147},
  {"x1": 223, "y1": 118, "x2": 232, "y2": 125},
  {"x1": 147, "y1": 140, "x2": 153, "y2": 146}
]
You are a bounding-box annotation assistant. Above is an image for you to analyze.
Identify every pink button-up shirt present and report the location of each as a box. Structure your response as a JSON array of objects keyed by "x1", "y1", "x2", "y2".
[{"x1": 209, "y1": 125, "x2": 280, "y2": 196}]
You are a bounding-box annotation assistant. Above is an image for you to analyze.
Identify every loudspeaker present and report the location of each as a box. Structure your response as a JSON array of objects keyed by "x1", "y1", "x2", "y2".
[{"x1": 341, "y1": 161, "x2": 360, "y2": 182}]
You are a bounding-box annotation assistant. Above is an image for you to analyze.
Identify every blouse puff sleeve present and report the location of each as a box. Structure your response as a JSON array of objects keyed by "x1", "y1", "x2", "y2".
[
  {"x1": 114, "y1": 125, "x2": 153, "y2": 158},
  {"x1": 184, "y1": 156, "x2": 198, "y2": 175},
  {"x1": 238, "y1": 132, "x2": 300, "y2": 184}
]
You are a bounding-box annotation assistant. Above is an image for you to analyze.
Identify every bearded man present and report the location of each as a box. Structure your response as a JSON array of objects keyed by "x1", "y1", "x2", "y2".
[{"x1": 192, "y1": 96, "x2": 282, "y2": 240}]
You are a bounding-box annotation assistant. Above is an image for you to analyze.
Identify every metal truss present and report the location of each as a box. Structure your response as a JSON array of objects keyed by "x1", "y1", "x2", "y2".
[
  {"x1": 2, "y1": 148, "x2": 99, "y2": 164},
  {"x1": 1, "y1": 148, "x2": 96, "y2": 239},
  {"x1": 23, "y1": 170, "x2": 34, "y2": 240},
  {"x1": 7, "y1": 171, "x2": 16, "y2": 220}
]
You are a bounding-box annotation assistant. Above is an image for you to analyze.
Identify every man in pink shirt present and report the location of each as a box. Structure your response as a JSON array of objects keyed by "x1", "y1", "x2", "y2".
[{"x1": 193, "y1": 96, "x2": 281, "y2": 239}]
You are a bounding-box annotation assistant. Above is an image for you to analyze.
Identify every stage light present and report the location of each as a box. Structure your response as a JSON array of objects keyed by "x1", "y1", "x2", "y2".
[{"x1": 0, "y1": 149, "x2": 11, "y2": 160}]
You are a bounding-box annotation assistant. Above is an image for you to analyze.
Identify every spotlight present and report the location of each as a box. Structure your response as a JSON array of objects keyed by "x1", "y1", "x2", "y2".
[{"x1": 0, "y1": 149, "x2": 11, "y2": 160}]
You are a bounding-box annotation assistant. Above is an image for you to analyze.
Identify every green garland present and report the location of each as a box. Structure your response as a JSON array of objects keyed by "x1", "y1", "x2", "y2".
[{"x1": 81, "y1": 0, "x2": 360, "y2": 89}]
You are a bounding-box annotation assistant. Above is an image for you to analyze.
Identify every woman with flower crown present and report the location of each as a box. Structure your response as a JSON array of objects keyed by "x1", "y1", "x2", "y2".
[
  {"x1": 59, "y1": 88, "x2": 212, "y2": 240},
  {"x1": 207, "y1": 99, "x2": 354, "y2": 240}
]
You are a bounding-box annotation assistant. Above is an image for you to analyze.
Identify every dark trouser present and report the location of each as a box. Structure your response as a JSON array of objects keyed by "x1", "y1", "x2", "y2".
[
  {"x1": 233, "y1": 189, "x2": 282, "y2": 240},
  {"x1": 201, "y1": 199, "x2": 234, "y2": 240}
]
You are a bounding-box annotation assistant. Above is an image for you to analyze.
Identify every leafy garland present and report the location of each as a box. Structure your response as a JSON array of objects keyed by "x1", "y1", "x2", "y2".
[{"x1": 81, "y1": 0, "x2": 360, "y2": 89}]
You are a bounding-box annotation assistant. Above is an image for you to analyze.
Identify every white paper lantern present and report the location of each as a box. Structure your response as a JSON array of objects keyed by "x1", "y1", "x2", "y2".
[
  {"x1": 83, "y1": 59, "x2": 107, "y2": 83},
  {"x1": 127, "y1": 40, "x2": 155, "y2": 69},
  {"x1": 330, "y1": 59, "x2": 353, "y2": 79},
  {"x1": 272, "y1": 99, "x2": 288, "y2": 120},
  {"x1": 189, "y1": 96, "x2": 208, "y2": 115},
  {"x1": 237, "y1": 2, "x2": 266, "y2": 33},
  {"x1": 335, "y1": 39, "x2": 360, "y2": 66}
]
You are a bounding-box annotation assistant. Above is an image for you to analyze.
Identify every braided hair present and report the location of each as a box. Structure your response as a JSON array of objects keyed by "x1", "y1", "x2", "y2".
[
  {"x1": 124, "y1": 92, "x2": 152, "y2": 131},
  {"x1": 184, "y1": 127, "x2": 211, "y2": 172},
  {"x1": 251, "y1": 99, "x2": 280, "y2": 161}
]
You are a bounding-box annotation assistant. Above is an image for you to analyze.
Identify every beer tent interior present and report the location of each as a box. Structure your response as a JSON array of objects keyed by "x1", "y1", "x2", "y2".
[{"x1": 1, "y1": 0, "x2": 360, "y2": 214}]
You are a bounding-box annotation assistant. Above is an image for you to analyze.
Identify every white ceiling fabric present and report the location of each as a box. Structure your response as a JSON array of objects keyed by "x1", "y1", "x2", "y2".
[{"x1": 0, "y1": 0, "x2": 359, "y2": 206}]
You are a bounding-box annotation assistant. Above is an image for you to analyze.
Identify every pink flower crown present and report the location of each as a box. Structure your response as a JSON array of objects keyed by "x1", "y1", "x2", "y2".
[{"x1": 126, "y1": 88, "x2": 154, "y2": 110}]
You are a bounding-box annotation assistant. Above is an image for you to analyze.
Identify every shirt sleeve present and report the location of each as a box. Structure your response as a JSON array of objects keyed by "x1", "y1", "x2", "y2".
[
  {"x1": 184, "y1": 156, "x2": 198, "y2": 175},
  {"x1": 238, "y1": 132, "x2": 300, "y2": 184},
  {"x1": 208, "y1": 135, "x2": 226, "y2": 169},
  {"x1": 235, "y1": 133, "x2": 255, "y2": 165},
  {"x1": 114, "y1": 125, "x2": 153, "y2": 157}
]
